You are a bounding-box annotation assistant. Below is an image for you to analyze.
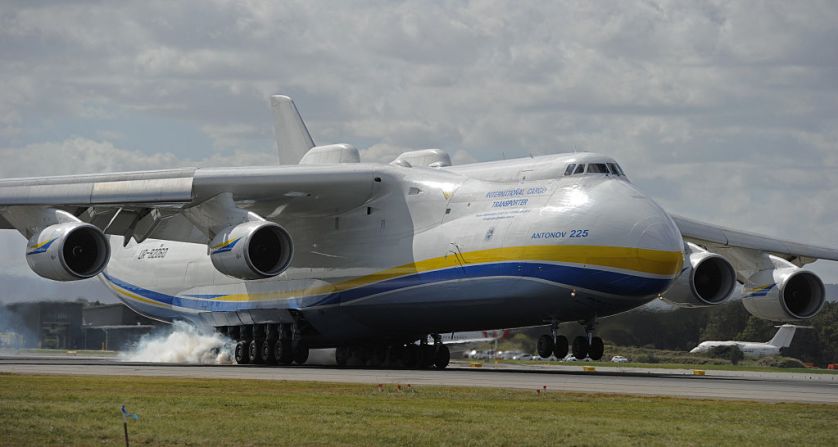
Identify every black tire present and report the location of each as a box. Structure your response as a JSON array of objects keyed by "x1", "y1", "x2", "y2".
[
  {"x1": 433, "y1": 344, "x2": 450, "y2": 370},
  {"x1": 589, "y1": 336, "x2": 604, "y2": 361},
  {"x1": 371, "y1": 345, "x2": 387, "y2": 368},
  {"x1": 292, "y1": 341, "x2": 309, "y2": 365},
  {"x1": 234, "y1": 340, "x2": 250, "y2": 364},
  {"x1": 249, "y1": 339, "x2": 264, "y2": 364},
  {"x1": 335, "y1": 346, "x2": 351, "y2": 367},
  {"x1": 537, "y1": 334, "x2": 555, "y2": 358},
  {"x1": 571, "y1": 336, "x2": 588, "y2": 360},
  {"x1": 262, "y1": 339, "x2": 277, "y2": 365},
  {"x1": 420, "y1": 345, "x2": 436, "y2": 369},
  {"x1": 275, "y1": 339, "x2": 293, "y2": 365},
  {"x1": 554, "y1": 335, "x2": 569, "y2": 359},
  {"x1": 404, "y1": 344, "x2": 419, "y2": 369}
]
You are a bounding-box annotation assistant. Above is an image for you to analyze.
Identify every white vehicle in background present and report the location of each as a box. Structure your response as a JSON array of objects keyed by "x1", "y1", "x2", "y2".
[{"x1": 611, "y1": 355, "x2": 629, "y2": 363}]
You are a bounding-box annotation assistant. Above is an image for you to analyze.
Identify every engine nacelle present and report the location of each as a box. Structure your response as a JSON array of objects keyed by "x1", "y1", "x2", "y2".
[
  {"x1": 662, "y1": 243, "x2": 736, "y2": 307},
  {"x1": 743, "y1": 263, "x2": 824, "y2": 321},
  {"x1": 210, "y1": 221, "x2": 293, "y2": 280},
  {"x1": 26, "y1": 222, "x2": 111, "y2": 281}
]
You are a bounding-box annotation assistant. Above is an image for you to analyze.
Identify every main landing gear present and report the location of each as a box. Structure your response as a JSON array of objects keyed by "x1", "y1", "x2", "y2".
[
  {"x1": 334, "y1": 335, "x2": 450, "y2": 370},
  {"x1": 538, "y1": 319, "x2": 604, "y2": 361},
  {"x1": 226, "y1": 323, "x2": 309, "y2": 367}
]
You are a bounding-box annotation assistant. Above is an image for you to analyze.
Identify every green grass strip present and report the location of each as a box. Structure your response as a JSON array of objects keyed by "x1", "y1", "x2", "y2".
[{"x1": 0, "y1": 373, "x2": 835, "y2": 446}]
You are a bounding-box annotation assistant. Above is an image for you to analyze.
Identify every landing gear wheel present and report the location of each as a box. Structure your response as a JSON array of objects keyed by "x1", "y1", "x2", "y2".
[
  {"x1": 404, "y1": 344, "x2": 419, "y2": 369},
  {"x1": 571, "y1": 336, "x2": 588, "y2": 360},
  {"x1": 553, "y1": 335, "x2": 569, "y2": 359},
  {"x1": 249, "y1": 339, "x2": 264, "y2": 364},
  {"x1": 274, "y1": 339, "x2": 293, "y2": 365},
  {"x1": 537, "y1": 334, "x2": 555, "y2": 358},
  {"x1": 589, "y1": 336, "x2": 604, "y2": 361},
  {"x1": 433, "y1": 344, "x2": 450, "y2": 370},
  {"x1": 418, "y1": 345, "x2": 435, "y2": 369},
  {"x1": 292, "y1": 341, "x2": 309, "y2": 365},
  {"x1": 235, "y1": 340, "x2": 250, "y2": 364},
  {"x1": 335, "y1": 346, "x2": 351, "y2": 367},
  {"x1": 262, "y1": 340, "x2": 277, "y2": 365},
  {"x1": 371, "y1": 345, "x2": 387, "y2": 368}
]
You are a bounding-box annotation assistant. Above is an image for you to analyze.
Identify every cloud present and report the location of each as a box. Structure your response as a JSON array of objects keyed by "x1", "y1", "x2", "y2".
[{"x1": 1, "y1": 0, "x2": 838, "y2": 297}]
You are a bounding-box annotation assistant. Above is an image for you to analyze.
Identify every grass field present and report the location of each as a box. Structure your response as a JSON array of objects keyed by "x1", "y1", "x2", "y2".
[{"x1": 0, "y1": 374, "x2": 836, "y2": 446}]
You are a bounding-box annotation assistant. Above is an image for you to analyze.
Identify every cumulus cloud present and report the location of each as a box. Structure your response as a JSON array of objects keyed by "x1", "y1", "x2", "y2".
[{"x1": 1, "y1": 0, "x2": 838, "y2": 297}]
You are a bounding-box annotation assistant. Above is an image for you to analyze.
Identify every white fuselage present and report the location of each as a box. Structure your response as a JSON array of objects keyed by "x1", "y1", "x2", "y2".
[
  {"x1": 690, "y1": 341, "x2": 781, "y2": 357},
  {"x1": 101, "y1": 153, "x2": 685, "y2": 347}
]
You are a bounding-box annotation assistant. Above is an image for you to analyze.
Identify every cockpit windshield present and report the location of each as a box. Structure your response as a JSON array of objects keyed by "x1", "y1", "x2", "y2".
[{"x1": 563, "y1": 161, "x2": 627, "y2": 178}]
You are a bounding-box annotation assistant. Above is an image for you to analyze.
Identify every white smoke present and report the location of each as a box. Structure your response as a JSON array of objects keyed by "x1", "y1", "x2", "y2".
[{"x1": 120, "y1": 321, "x2": 235, "y2": 364}]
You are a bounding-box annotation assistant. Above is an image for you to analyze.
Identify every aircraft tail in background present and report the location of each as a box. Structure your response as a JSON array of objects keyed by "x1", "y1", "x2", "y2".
[{"x1": 767, "y1": 324, "x2": 809, "y2": 348}]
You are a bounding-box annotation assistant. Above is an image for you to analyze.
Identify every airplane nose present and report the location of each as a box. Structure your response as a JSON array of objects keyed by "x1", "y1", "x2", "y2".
[{"x1": 604, "y1": 181, "x2": 684, "y2": 286}]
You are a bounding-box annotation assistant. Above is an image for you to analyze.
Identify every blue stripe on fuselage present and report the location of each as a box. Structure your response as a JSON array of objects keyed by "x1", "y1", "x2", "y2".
[{"x1": 103, "y1": 262, "x2": 674, "y2": 313}]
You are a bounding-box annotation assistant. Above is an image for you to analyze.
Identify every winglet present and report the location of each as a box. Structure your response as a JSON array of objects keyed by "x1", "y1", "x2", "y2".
[{"x1": 269, "y1": 95, "x2": 315, "y2": 165}]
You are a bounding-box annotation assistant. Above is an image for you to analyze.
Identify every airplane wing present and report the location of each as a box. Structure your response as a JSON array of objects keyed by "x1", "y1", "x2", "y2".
[
  {"x1": 0, "y1": 165, "x2": 379, "y2": 244},
  {"x1": 440, "y1": 329, "x2": 511, "y2": 345},
  {"x1": 672, "y1": 214, "x2": 838, "y2": 267}
]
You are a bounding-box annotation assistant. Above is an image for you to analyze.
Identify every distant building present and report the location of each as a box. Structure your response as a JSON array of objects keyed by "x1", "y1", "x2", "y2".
[
  {"x1": 0, "y1": 301, "x2": 164, "y2": 351},
  {"x1": 82, "y1": 303, "x2": 161, "y2": 351},
  {"x1": 3, "y1": 301, "x2": 84, "y2": 349}
]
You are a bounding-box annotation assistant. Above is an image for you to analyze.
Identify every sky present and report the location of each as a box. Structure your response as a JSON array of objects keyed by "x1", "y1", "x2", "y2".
[{"x1": 1, "y1": 0, "x2": 837, "y2": 302}]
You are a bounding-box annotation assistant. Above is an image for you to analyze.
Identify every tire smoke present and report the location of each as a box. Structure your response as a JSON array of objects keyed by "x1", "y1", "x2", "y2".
[{"x1": 120, "y1": 321, "x2": 235, "y2": 364}]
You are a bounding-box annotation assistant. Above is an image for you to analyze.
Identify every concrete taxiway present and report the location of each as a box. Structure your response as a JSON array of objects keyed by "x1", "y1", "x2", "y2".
[{"x1": 0, "y1": 355, "x2": 836, "y2": 404}]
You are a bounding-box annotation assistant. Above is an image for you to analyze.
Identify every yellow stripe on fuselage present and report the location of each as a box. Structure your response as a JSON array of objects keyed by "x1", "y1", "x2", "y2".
[
  {"x1": 215, "y1": 245, "x2": 683, "y2": 303},
  {"x1": 106, "y1": 281, "x2": 169, "y2": 309}
]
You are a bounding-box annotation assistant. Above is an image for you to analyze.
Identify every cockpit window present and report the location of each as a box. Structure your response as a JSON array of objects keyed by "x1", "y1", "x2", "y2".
[
  {"x1": 573, "y1": 164, "x2": 585, "y2": 175},
  {"x1": 607, "y1": 163, "x2": 626, "y2": 176},
  {"x1": 586, "y1": 163, "x2": 608, "y2": 174},
  {"x1": 564, "y1": 164, "x2": 576, "y2": 176}
]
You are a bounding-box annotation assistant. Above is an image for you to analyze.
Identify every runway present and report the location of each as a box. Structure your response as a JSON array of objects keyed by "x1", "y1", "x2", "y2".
[{"x1": 2, "y1": 355, "x2": 836, "y2": 404}]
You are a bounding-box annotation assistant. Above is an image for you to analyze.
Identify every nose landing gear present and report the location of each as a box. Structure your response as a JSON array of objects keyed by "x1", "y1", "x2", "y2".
[
  {"x1": 537, "y1": 321, "x2": 570, "y2": 359},
  {"x1": 539, "y1": 318, "x2": 604, "y2": 361}
]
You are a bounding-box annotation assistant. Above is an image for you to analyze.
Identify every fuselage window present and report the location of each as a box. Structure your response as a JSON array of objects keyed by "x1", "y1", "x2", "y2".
[
  {"x1": 564, "y1": 164, "x2": 576, "y2": 176},
  {"x1": 573, "y1": 164, "x2": 585, "y2": 175},
  {"x1": 587, "y1": 163, "x2": 608, "y2": 174}
]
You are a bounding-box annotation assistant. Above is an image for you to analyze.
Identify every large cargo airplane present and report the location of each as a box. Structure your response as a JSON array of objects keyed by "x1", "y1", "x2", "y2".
[
  {"x1": 0, "y1": 95, "x2": 835, "y2": 369},
  {"x1": 690, "y1": 324, "x2": 808, "y2": 357}
]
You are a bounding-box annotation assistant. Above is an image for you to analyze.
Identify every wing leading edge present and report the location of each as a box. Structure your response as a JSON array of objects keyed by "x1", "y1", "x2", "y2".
[
  {"x1": 672, "y1": 214, "x2": 838, "y2": 265},
  {"x1": 0, "y1": 164, "x2": 380, "y2": 244}
]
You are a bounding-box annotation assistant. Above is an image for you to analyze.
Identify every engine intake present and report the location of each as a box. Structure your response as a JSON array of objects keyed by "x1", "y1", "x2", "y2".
[
  {"x1": 662, "y1": 243, "x2": 736, "y2": 307},
  {"x1": 210, "y1": 221, "x2": 293, "y2": 280},
  {"x1": 743, "y1": 265, "x2": 824, "y2": 321},
  {"x1": 26, "y1": 222, "x2": 111, "y2": 281}
]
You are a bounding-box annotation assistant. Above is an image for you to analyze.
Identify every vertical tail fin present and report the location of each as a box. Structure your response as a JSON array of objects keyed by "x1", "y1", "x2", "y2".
[
  {"x1": 269, "y1": 95, "x2": 315, "y2": 165},
  {"x1": 767, "y1": 324, "x2": 798, "y2": 348}
]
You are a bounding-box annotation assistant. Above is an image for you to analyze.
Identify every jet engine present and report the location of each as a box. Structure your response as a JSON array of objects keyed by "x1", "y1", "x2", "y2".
[
  {"x1": 26, "y1": 222, "x2": 111, "y2": 281},
  {"x1": 209, "y1": 221, "x2": 293, "y2": 280},
  {"x1": 743, "y1": 263, "x2": 824, "y2": 321},
  {"x1": 662, "y1": 243, "x2": 736, "y2": 307}
]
